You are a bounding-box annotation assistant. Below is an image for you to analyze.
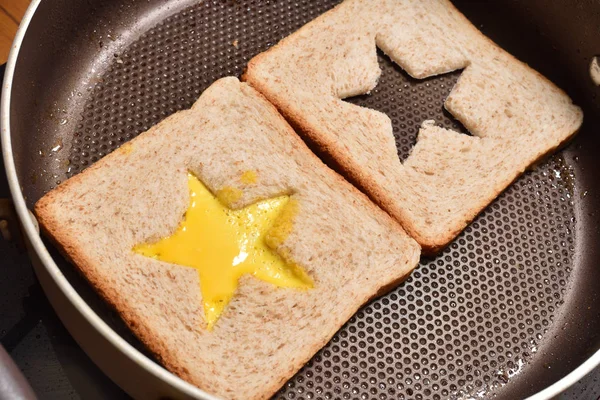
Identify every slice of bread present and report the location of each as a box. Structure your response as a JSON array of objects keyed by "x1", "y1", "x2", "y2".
[
  {"x1": 35, "y1": 77, "x2": 420, "y2": 400},
  {"x1": 243, "y1": 0, "x2": 583, "y2": 254}
]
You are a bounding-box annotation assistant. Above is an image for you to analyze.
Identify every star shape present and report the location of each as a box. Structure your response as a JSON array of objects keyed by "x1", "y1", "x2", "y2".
[{"x1": 134, "y1": 173, "x2": 313, "y2": 329}]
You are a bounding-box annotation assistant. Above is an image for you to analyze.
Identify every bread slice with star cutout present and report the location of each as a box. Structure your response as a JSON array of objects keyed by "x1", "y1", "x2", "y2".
[
  {"x1": 243, "y1": 0, "x2": 583, "y2": 254},
  {"x1": 34, "y1": 77, "x2": 421, "y2": 400}
]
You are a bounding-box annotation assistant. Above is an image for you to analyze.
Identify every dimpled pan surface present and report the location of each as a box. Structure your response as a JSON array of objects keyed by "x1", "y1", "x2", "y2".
[{"x1": 8, "y1": 0, "x2": 600, "y2": 399}]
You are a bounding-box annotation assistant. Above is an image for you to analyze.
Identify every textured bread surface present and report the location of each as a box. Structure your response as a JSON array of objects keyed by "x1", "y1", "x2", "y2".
[
  {"x1": 35, "y1": 77, "x2": 420, "y2": 400},
  {"x1": 244, "y1": 0, "x2": 583, "y2": 253}
]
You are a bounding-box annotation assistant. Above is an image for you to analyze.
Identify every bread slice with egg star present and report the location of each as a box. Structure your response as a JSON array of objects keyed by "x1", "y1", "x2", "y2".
[{"x1": 35, "y1": 77, "x2": 421, "y2": 400}]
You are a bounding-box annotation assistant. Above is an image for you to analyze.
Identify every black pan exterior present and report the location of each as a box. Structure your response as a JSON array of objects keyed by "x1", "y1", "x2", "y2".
[{"x1": 7, "y1": 0, "x2": 600, "y2": 399}]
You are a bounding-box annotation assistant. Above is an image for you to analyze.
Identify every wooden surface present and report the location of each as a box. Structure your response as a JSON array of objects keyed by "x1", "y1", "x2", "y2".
[{"x1": 0, "y1": 0, "x2": 30, "y2": 64}]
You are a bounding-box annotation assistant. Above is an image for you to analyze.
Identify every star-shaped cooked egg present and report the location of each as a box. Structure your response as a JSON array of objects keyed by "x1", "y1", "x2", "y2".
[{"x1": 134, "y1": 173, "x2": 313, "y2": 329}]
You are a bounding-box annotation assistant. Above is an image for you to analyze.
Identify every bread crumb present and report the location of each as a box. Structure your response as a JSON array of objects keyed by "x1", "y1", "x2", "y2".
[
  {"x1": 232, "y1": 40, "x2": 239, "y2": 48},
  {"x1": 590, "y1": 56, "x2": 600, "y2": 86}
]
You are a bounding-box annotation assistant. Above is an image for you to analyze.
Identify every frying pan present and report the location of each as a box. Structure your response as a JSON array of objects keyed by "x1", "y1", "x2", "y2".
[{"x1": 2, "y1": 0, "x2": 600, "y2": 399}]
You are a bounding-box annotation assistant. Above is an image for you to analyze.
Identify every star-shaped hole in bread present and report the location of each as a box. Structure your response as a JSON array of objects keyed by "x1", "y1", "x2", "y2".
[{"x1": 134, "y1": 173, "x2": 313, "y2": 329}]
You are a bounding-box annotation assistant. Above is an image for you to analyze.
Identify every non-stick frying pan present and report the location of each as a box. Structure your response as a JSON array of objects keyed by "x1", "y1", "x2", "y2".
[{"x1": 2, "y1": 0, "x2": 600, "y2": 399}]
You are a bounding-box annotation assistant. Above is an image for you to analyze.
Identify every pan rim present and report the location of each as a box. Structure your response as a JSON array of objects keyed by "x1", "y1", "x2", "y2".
[{"x1": 1, "y1": 1, "x2": 599, "y2": 399}]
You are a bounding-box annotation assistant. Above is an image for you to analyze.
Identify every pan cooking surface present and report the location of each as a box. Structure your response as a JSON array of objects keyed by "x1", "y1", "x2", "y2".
[{"x1": 26, "y1": 0, "x2": 589, "y2": 398}]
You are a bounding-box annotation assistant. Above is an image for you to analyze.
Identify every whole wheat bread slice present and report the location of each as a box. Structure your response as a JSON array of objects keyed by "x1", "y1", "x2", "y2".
[
  {"x1": 243, "y1": 0, "x2": 583, "y2": 254},
  {"x1": 35, "y1": 77, "x2": 420, "y2": 400}
]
